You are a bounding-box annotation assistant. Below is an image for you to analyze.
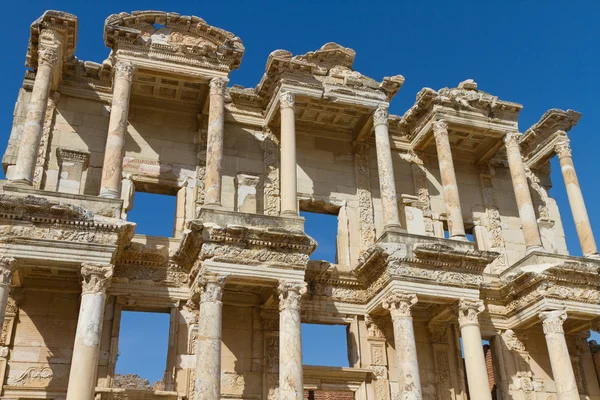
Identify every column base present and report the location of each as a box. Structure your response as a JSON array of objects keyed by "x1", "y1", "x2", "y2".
[
  {"x1": 8, "y1": 178, "x2": 32, "y2": 186},
  {"x1": 280, "y1": 210, "x2": 298, "y2": 217},
  {"x1": 585, "y1": 253, "x2": 600, "y2": 260},
  {"x1": 383, "y1": 224, "x2": 406, "y2": 234},
  {"x1": 99, "y1": 189, "x2": 119, "y2": 199},
  {"x1": 525, "y1": 245, "x2": 547, "y2": 255},
  {"x1": 451, "y1": 235, "x2": 469, "y2": 241}
]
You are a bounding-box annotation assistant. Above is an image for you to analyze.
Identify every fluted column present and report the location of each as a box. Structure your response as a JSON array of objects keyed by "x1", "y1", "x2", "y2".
[
  {"x1": 0, "y1": 258, "x2": 16, "y2": 328},
  {"x1": 99, "y1": 61, "x2": 135, "y2": 198},
  {"x1": 539, "y1": 310, "x2": 579, "y2": 400},
  {"x1": 382, "y1": 291, "x2": 422, "y2": 399},
  {"x1": 504, "y1": 132, "x2": 544, "y2": 253},
  {"x1": 280, "y1": 92, "x2": 298, "y2": 216},
  {"x1": 66, "y1": 264, "x2": 113, "y2": 400},
  {"x1": 278, "y1": 281, "x2": 307, "y2": 400},
  {"x1": 194, "y1": 275, "x2": 226, "y2": 400},
  {"x1": 555, "y1": 136, "x2": 598, "y2": 257},
  {"x1": 12, "y1": 46, "x2": 59, "y2": 185},
  {"x1": 373, "y1": 105, "x2": 402, "y2": 230},
  {"x1": 433, "y1": 121, "x2": 466, "y2": 239},
  {"x1": 204, "y1": 77, "x2": 228, "y2": 207},
  {"x1": 456, "y1": 299, "x2": 492, "y2": 400}
]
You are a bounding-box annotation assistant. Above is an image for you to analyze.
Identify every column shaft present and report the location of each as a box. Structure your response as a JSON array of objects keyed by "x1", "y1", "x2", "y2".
[
  {"x1": 0, "y1": 258, "x2": 16, "y2": 328},
  {"x1": 278, "y1": 281, "x2": 307, "y2": 400},
  {"x1": 204, "y1": 78, "x2": 228, "y2": 207},
  {"x1": 194, "y1": 276, "x2": 225, "y2": 400},
  {"x1": 99, "y1": 62, "x2": 134, "y2": 198},
  {"x1": 383, "y1": 292, "x2": 422, "y2": 399},
  {"x1": 433, "y1": 121, "x2": 466, "y2": 239},
  {"x1": 66, "y1": 264, "x2": 113, "y2": 400},
  {"x1": 280, "y1": 92, "x2": 297, "y2": 216},
  {"x1": 12, "y1": 47, "x2": 58, "y2": 184},
  {"x1": 556, "y1": 137, "x2": 598, "y2": 257},
  {"x1": 504, "y1": 132, "x2": 543, "y2": 251},
  {"x1": 539, "y1": 310, "x2": 580, "y2": 400},
  {"x1": 373, "y1": 106, "x2": 401, "y2": 230},
  {"x1": 457, "y1": 300, "x2": 492, "y2": 400}
]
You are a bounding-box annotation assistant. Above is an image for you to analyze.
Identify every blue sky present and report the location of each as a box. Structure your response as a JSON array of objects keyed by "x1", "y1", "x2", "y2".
[{"x1": 3, "y1": 0, "x2": 600, "y2": 384}]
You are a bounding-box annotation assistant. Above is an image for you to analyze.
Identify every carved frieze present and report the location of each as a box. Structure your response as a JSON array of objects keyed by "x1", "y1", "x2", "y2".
[{"x1": 353, "y1": 141, "x2": 376, "y2": 249}]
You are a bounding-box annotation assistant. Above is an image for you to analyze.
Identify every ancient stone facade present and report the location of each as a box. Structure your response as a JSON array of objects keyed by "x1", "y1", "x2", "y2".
[{"x1": 0, "y1": 9, "x2": 599, "y2": 400}]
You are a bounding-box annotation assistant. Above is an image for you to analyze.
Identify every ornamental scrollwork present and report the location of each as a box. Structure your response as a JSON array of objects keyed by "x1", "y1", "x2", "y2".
[
  {"x1": 279, "y1": 92, "x2": 295, "y2": 109},
  {"x1": 198, "y1": 275, "x2": 226, "y2": 303},
  {"x1": 456, "y1": 299, "x2": 484, "y2": 327},
  {"x1": 503, "y1": 132, "x2": 522, "y2": 149},
  {"x1": 432, "y1": 120, "x2": 448, "y2": 138},
  {"x1": 539, "y1": 310, "x2": 567, "y2": 334},
  {"x1": 277, "y1": 281, "x2": 307, "y2": 311},
  {"x1": 81, "y1": 264, "x2": 114, "y2": 294},
  {"x1": 0, "y1": 258, "x2": 17, "y2": 286},
  {"x1": 38, "y1": 47, "x2": 59, "y2": 68},
  {"x1": 365, "y1": 314, "x2": 385, "y2": 338},
  {"x1": 555, "y1": 136, "x2": 572, "y2": 159},
  {"x1": 372, "y1": 105, "x2": 389, "y2": 126},
  {"x1": 382, "y1": 291, "x2": 417, "y2": 319},
  {"x1": 209, "y1": 77, "x2": 229, "y2": 96}
]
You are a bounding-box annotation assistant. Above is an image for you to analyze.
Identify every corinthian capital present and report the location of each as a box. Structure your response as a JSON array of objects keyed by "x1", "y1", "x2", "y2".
[
  {"x1": 0, "y1": 258, "x2": 17, "y2": 286},
  {"x1": 432, "y1": 120, "x2": 448, "y2": 139},
  {"x1": 81, "y1": 264, "x2": 113, "y2": 294},
  {"x1": 456, "y1": 299, "x2": 484, "y2": 327},
  {"x1": 38, "y1": 47, "x2": 59, "y2": 68},
  {"x1": 503, "y1": 132, "x2": 522, "y2": 149},
  {"x1": 539, "y1": 309, "x2": 567, "y2": 334},
  {"x1": 373, "y1": 106, "x2": 389, "y2": 126},
  {"x1": 382, "y1": 291, "x2": 418, "y2": 319},
  {"x1": 279, "y1": 92, "x2": 295, "y2": 109},
  {"x1": 555, "y1": 135, "x2": 572, "y2": 159},
  {"x1": 277, "y1": 280, "x2": 307, "y2": 311},
  {"x1": 113, "y1": 61, "x2": 135, "y2": 81},
  {"x1": 209, "y1": 77, "x2": 229, "y2": 96},
  {"x1": 198, "y1": 274, "x2": 226, "y2": 303}
]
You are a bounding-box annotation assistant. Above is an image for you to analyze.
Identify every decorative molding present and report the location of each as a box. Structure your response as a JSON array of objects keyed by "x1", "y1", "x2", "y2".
[
  {"x1": 277, "y1": 281, "x2": 307, "y2": 311},
  {"x1": 372, "y1": 106, "x2": 389, "y2": 126},
  {"x1": 81, "y1": 263, "x2": 114, "y2": 294},
  {"x1": 353, "y1": 141, "x2": 376, "y2": 249},
  {"x1": 198, "y1": 274, "x2": 226, "y2": 303},
  {"x1": 210, "y1": 77, "x2": 229, "y2": 96},
  {"x1": 539, "y1": 310, "x2": 567, "y2": 334},
  {"x1": 279, "y1": 92, "x2": 295, "y2": 109},
  {"x1": 555, "y1": 135, "x2": 572, "y2": 159},
  {"x1": 456, "y1": 299, "x2": 484, "y2": 327}
]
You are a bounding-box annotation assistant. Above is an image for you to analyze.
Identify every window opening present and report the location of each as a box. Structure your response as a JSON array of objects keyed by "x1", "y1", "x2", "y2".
[
  {"x1": 300, "y1": 210, "x2": 338, "y2": 263},
  {"x1": 128, "y1": 192, "x2": 177, "y2": 237},
  {"x1": 301, "y1": 324, "x2": 349, "y2": 367},
  {"x1": 443, "y1": 221, "x2": 474, "y2": 242},
  {"x1": 115, "y1": 311, "x2": 170, "y2": 389}
]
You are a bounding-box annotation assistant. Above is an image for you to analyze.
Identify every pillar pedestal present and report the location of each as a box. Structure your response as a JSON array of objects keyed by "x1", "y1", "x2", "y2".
[
  {"x1": 278, "y1": 281, "x2": 307, "y2": 400},
  {"x1": 373, "y1": 106, "x2": 402, "y2": 231},
  {"x1": 0, "y1": 258, "x2": 16, "y2": 328},
  {"x1": 456, "y1": 299, "x2": 492, "y2": 400},
  {"x1": 555, "y1": 136, "x2": 599, "y2": 258},
  {"x1": 539, "y1": 310, "x2": 580, "y2": 400},
  {"x1": 382, "y1": 291, "x2": 421, "y2": 400},
  {"x1": 280, "y1": 92, "x2": 298, "y2": 216},
  {"x1": 194, "y1": 275, "x2": 226, "y2": 400},
  {"x1": 66, "y1": 264, "x2": 113, "y2": 400},
  {"x1": 99, "y1": 61, "x2": 134, "y2": 198},
  {"x1": 12, "y1": 47, "x2": 58, "y2": 185},
  {"x1": 433, "y1": 121, "x2": 466, "y2": 240},
  {"x1": 204, "y1": 77, "x2": 228, "y2": 207},
  {"x1": 504, "y1": 132, "x2": 544, "y2": 253}
]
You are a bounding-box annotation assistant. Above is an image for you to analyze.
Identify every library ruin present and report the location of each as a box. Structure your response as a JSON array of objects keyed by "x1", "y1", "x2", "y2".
[{"x1": 0, "y1": 9, "x2": 599, "y2": 400}]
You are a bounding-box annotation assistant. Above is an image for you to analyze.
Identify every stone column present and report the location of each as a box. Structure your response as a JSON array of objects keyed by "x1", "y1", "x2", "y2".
[
  {"x1": 373, "y1": 106, "x2": 402, "y2": 230},
  {"x1": 99, "y1": 61, "x2": 135, "y2": 198},
  {"x1": 456, "y1": 299, "x2": 492, "y2": 400},
  {"x1": 539, "y1": 310, "x2": 580, "y2": 400},
  {"x1": 194, "y1": 275, "x2": 226, "y2": 400},
  {"x1": 0, "y1": 258, "x2": 16, "y2": 328},
  {"x1": 204, "y1": 77, "x2": 228, "y2": 207},
  {"x1": 555, "y1": 136, "x2": 598, "y2": 257},
  {"x1": 66, "y1": 264, "x2": 113, "y2": 400},
  {"x1": 432, "y1": 120, "x2": 466, "y2": 239},
  {"x1": 278, "y1": 281, "x2": 307, "y2": 400},
  {"x1": 280, "y1": 92, "x2": 298, "y2": 216},
  {"x1": 382, "y1": 291, "x2": 422, "y2": 400},
  {"x1": 590, "y1": 340, "x2": 600, "y2": 385},
  {"x1": 12, "y1": 47, "x2": 59, "y2": 185},
  {"x1": 504, "y1": 132, "x2": 544, "y2": 253}
]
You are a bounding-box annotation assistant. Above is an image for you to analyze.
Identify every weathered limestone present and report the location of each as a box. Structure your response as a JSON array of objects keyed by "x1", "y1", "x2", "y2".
[
  {"x1": 373, "y1": 106, "x2": 401, "y2": 230},
  {"x1": 432, "y1": 120, "x2": 466, "y2": 239},
  {"x1": 57, "y1": 148, "x2": 90, "y2": 194},
  {"x1": 278, "y1": 281, "x2": 307, "y2": 400},
  {"x1": 235, "y1": 173, "x2": 260, "y2": 213},
  {"x1": 555, "y1": 136, "x2": 598, "y2": 257},
  {"x1": 204, "y1": 77, "x2": 228, "y2": 207},
  {"x1": 194, "y1": 275, "x2": 226, "y2": 400},
  {"x1": 382, "y1": 291, "x2": 421, "y2": 400},
  {"x1": 280, "y1": 92, "x2": 298, "y2": 216},
  {"x1": 12, "y1": 47, "x2": 59, "y2": 185},
  {"x1": 504, "y1": 132, "x2": 544, "y2": 253},
  {"x1": 456, "y1": 299, "x2": 492, "y2": 400},
  {"x1": 0, "y1": 258, "x2": 16, "y2": 328},
  {"x1": 66, "y1": 264, "x2": 113, "y2": 400},
  {"x1": 99, "y1": 61, "x2": 135, "y2": 198},
  {"x1": 539, "y1": 310, "x2": 580, "y2": 400}
]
